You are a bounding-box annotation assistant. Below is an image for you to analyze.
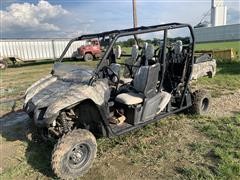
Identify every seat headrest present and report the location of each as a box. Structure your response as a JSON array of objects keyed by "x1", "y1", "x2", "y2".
[
  {"x1": 131, "y1": 45, "x2": 138, "y2": 60},
  {"x1": 114, "y1": 45, "x2": 121, "y2": 59},
  {"x1": 174, "y1": 40, "x2": 183, "y2": 55},
  {"x1": 145, "y1": 44, "x2": 154, "y2": 60},
  {"x1": 142, "y1": 42, "x2": 148, "y2": 55}
]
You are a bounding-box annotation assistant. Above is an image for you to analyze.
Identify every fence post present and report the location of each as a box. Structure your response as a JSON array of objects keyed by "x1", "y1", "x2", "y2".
[{"x1": 51, "y1": 40, "x2": 56, "y2": 60}]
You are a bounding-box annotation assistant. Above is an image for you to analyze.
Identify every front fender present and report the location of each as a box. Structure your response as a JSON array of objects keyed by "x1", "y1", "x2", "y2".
[
  {"x1": 24, "y1": 74, "x2": 56, "y2": 104},
  {"x1": 43, "y1": 79, "x2": 110, "y2": 120}
]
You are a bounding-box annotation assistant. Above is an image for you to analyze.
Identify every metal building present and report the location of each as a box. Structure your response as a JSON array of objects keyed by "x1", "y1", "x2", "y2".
[
  {"x1": 194, "y1": 24, "x2": 240, "y2": 43},
  {"x1": 0, "y1": 39, "x2": 85, "y2": 61}
]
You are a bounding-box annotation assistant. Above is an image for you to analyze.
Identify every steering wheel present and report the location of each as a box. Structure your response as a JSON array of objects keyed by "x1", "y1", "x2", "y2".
[{"x1": 101, "y1": 66, "x2": 120, "y2": 85}]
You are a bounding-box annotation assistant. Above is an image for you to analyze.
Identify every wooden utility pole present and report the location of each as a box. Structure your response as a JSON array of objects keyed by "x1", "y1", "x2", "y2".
[{"x1": 132, "y1": 0, "x2": 138, "y2": 28}]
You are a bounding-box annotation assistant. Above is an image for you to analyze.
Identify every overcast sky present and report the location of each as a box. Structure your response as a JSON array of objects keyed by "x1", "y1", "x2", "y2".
[{"x1": 0, "y1": 0, "x2": 239, "y2": 38}]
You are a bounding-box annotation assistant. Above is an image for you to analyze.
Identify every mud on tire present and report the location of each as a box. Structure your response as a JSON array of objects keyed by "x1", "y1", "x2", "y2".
[
  {"x1": 51, "y1": 129, "x2": 97, "y2": 179},
  {"x1": 191, "y1": 90, "x2": 211, "y2": 115}
]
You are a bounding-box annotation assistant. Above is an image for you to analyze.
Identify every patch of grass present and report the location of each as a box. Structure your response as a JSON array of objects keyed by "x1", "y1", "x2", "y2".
[
  {"x1": 0, "y1": 139, "x2": 54, "y2": 179},
  {"x1": 195, "y1": 41, "x2": 240, "y2": 52},
  {"x1": 184, "y1": 115, "x2": 240, "y2": 179},
  {"x1": 176, "y1": 166, "x2": 215, "y2": 180},
  {"x1": 194, "y1": 61, "x2": 240, "y2": 97},
  {"x1": 99, "y1": 116, "x2": 197, "y2": 166},
  {"x1": 188, "y1": 141, "x2": 204, "y2": 152}
]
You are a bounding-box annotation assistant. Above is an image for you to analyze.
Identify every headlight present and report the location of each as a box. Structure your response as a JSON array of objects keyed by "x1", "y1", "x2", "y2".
[
  {"x1": 34, "y1": 107, "x2": 47, "y2": 121},
  {"x1": 25, "y1": 101, "x2": 35, "y2": 113}
]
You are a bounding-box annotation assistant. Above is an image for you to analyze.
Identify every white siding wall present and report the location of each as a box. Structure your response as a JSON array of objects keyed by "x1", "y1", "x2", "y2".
[
  {"x1": 0, "y1": 39, "x2": 86, "y2": 61},
  {"x1": 194, "y1": 24, "x2": 240, "y2": 43}
]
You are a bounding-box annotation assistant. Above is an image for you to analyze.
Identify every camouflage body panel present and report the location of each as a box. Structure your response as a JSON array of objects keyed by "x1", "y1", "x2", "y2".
[
  {"x1": 24, "y1": 63, "x2": 110, "y2": 126},
  {"x1": 44, "y1": 79, "x2": 110, "y2": 118},
  {"x1": 191, "y1": 59, "x2": 216, "y2": 80}
]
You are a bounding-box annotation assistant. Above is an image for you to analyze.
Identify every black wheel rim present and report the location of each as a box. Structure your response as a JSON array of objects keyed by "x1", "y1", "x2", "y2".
[
  {"x1": 67, "y1": 143, "x2": 90, "y2": 169},
  {"x1": 201, "y1": 98, "x2": 209, "y2": 112}
]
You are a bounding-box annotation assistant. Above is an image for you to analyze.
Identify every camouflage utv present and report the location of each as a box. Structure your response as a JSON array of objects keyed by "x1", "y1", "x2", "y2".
[{"x1": 24, "y1": 23, "x2": 212, "y2": 179}]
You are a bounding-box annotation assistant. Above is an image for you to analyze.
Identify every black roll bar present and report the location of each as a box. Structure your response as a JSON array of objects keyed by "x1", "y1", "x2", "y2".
[{"x1": 58, "y1": 23, "x2": 195, "y2": 63}]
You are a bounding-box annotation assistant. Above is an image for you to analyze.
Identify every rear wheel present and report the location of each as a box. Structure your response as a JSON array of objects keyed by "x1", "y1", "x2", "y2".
[
  {"x1": 51, "y1": 129, "x2": 97, "y2": 179},
  {"x1": 84, "y1": 53, "x2": 93, "y2": 61},
  {"x1": 207, "y1": 71, "x2": 213, "y2": 78},
  {"x1": 191, "y1": 90, "x2": 211, "y2": 115}
]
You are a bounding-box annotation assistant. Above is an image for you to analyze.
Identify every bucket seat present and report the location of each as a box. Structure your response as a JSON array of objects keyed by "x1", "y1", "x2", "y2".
[{"x1": 115, "y1": 61, "x2": 160, "y2": 105}]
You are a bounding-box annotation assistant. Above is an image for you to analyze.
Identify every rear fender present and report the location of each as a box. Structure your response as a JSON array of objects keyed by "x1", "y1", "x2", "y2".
[{"x1": 85, "y1": 51, "x2": 93, "y2": 55}]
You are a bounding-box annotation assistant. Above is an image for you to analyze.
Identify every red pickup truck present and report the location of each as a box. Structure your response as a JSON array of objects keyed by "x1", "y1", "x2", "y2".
[{"x1": 72, "y1": 39, "x2": 102, "y2": 61}]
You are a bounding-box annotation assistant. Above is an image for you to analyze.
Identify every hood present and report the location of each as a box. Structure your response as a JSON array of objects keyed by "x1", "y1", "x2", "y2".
[
  {"x1": 24, "y1": 62, "x2": 110, "y2": 123},
  {"x1": 24, "y1": 62, "x2": 95, "y2": 108}
]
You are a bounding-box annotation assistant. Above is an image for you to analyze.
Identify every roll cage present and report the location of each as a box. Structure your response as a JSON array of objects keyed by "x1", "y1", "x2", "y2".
[{"x1": 58, "y1": 22, "x2": 195, "y2": 98}]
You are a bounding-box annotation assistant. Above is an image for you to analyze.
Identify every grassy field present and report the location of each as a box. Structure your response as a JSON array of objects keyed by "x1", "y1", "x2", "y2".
[
  {"x1": 0, "y1": 60, "x2": 240, "y2": 179},
  {"x1": 196, "y1": 62, "x2": 240, "y2": 97},
  {"x1": 195, "y1": 41, "x2": 240, "y2": 52}
]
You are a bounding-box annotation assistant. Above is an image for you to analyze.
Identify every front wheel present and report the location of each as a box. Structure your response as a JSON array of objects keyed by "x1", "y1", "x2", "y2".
[
  {"x1": 51, "y1": 129, "x2": 97, "y2": 179},
  {"x1": 84, "y1": 53, "x2": 93, "y2": 61},
  {"x1": 191, "y1": 90, "x2": 211, "y2": 115}
]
